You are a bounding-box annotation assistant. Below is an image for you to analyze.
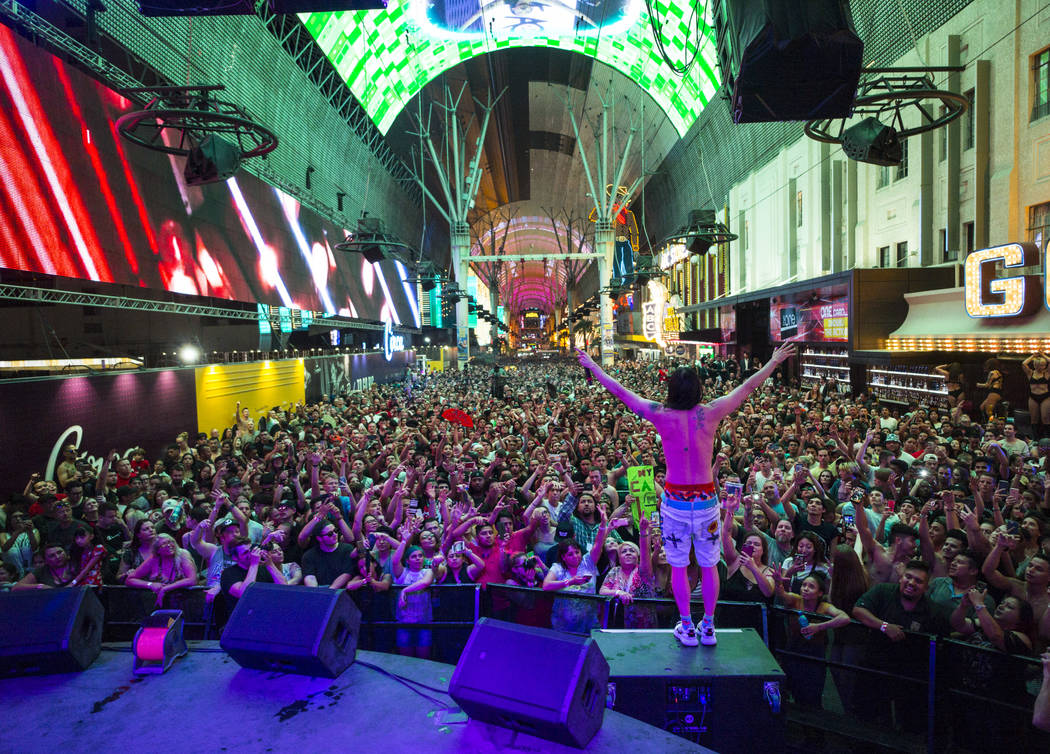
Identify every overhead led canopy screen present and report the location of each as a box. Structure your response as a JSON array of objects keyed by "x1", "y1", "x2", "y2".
[
  {"x1": 302, "y1": 0, "x2": 721, "y2": 136},
  {"x1": 0, "y1": 26, "x2": 417, "y2": 326}
]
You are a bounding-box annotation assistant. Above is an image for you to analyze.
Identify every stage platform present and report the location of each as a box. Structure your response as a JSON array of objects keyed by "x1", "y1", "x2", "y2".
[
  {"x1": 591, "y1": 628, "x2": 786, "y2": 753},
  {"x1": 2, "y1": 642, "x2": 712, "y2": 754}
]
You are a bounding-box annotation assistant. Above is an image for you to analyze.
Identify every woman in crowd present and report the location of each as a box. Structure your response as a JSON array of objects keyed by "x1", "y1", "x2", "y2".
[
  {"x1": 717, "y1": 498, "x2": 775, "y2": 604},
  {"x1": 391, "y1": 524, "x2": 434, "y2": 659},
  {"x1": 600, "y1": 517, "x2": 657, "y2": 628},
  {"x1": 433, "y1": 541, "x2": 483, "y2": 584},
  {"x1": 775, "y1": 571, "x2": 851, "y2": 707},
  {"x1": 827, "y1": 544, "x2": 870, "y2": 714},
  {"x1": 69, "y1": 524, "x2": 106, "y2": 587},
  {"x1": 117, "y1": 518, "x2": 156, "y2": 583},
  {"x1": 267, "y1": 541, "x2": 301, "y2": 585},
  {"x1": 1, "y1": 510, "x2": 38, "y2": 578},
  {"x1": 950, "y1": 588, "x2": 1035, "y2": 655},
  {"x1": 125, "y1": 533, "x2": 198, "y2": 605},
  {"x1": 779, "y1": 532, "x2": 829, "y2": 594},
  {"x1": 344, "y1": 550, "x2": 390, "y2": 592},
  {"x1": 543, "y1": 505, "x2": 611, "y2": 633}
]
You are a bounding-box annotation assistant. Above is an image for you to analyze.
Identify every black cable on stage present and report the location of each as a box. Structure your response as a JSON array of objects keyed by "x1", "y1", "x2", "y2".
[{"x1": 355, "y1": 659, "x2": 465, "y2": 718}]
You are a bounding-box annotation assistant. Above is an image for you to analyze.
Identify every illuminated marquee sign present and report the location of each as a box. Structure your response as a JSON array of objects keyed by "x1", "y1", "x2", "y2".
[
  {"x1": 658, "y1": 242, "x2": 689, "y2": 270},
  {"x1": 964, "y1": 242, "x2": 1043, "y2": 318},
  {"x1": 383, "y1": 319, "x2": 405, "y2": 361},
  {"x1": 642, "y1": 301, "x2": 662, "y2": 342}
]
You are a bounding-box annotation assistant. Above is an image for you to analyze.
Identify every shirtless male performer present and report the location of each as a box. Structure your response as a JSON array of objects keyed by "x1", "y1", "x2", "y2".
[{"x1": 577, "y1": 343, "x2": 796, "y2": 646}]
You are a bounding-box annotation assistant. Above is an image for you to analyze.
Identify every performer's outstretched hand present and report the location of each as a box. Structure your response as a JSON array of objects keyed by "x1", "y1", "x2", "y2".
[
  {"x1": 575, "y1": 348, "x2": 597, "y2": 371},
  {"x1": 770, "y1": 342, "x2": 797, "y2": 364}
]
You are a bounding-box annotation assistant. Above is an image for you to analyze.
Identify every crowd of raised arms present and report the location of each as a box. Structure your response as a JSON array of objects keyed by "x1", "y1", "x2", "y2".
[{"x1": 4, "y1": 355, "x2": 1050, "y2": 718}]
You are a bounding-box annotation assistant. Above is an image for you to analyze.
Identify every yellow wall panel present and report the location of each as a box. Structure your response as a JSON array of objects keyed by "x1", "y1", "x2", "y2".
[{"x1": 194, "y1": 360, "x2": 305, "y2": 434}]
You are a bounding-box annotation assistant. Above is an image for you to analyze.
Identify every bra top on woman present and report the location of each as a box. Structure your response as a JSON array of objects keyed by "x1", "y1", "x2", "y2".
[
  {"x1": 989, "y1": 371, "x2": 1003, "y2": 390},
  {"x1": 1030, "y1": 374, "x2": 1049, "y2": 387}
]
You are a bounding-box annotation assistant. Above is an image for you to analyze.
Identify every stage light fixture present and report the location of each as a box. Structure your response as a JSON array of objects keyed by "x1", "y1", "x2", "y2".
[{"x1": 179, "y1": 344, "x2": 201, "y2": 363}]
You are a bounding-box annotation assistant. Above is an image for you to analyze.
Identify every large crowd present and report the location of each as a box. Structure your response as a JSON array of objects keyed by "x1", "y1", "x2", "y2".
[{"x1": 3, "y1": 352, "x2": 1050, "y2": 732}]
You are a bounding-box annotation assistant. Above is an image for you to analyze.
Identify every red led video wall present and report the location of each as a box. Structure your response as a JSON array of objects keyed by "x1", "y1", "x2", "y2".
[{"x1": 0, "y1": 25, "x2": 418, "y2": 326}]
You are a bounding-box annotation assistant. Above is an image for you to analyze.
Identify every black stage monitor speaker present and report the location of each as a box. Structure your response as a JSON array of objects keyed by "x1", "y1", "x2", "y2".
[
  {"x1": 449, "y1": 618, "x2": 609, "y2": 748},
  {"x1": 715, "y1": 0, "x2": 863, "y2": 123},
  {"x1": 841, "y1": 116, "x2": 903, "y2": 165},
  {"x1": 0, "y1": 587, "x2": 104, "y2": 676},
  {"x1": 220, "y1": 583, "x2": 361, "y2": 678}
]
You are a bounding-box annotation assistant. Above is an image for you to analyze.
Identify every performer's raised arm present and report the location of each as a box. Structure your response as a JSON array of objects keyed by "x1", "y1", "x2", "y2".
[
  {"x1": 575, "y1": 349, "x2": 659, "y2": 419},
  {"x1": 706, "y1": 343, "x2": 796, "y2": 422}
]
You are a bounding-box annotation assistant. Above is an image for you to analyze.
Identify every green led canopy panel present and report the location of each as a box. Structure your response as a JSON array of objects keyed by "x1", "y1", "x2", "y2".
[{"x1": 301, "y1": 0, "x2": 721, "y2": 137}]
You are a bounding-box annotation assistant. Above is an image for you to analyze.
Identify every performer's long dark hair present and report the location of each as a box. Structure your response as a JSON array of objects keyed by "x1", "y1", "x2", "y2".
[{"x1": 665, "y1": 367, "x2": 702, "y2": 411}]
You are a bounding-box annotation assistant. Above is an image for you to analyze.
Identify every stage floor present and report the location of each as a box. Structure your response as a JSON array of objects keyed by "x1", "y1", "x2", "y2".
[{"x1": 2, "y1": 642, "x2": 712, "y2": 753}]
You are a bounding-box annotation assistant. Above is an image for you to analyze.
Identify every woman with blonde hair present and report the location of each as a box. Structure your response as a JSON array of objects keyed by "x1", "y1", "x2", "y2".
[
  {"x1": 126, "y1": 533, "x2": 198, "y2": 606},
  {"x1": 600, "y1": 517, "x2": 657, "y2": 627}
]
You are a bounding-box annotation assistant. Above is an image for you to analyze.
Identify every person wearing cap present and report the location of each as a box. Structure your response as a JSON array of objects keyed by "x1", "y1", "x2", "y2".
[
  {"x1": 853, "y1": 491, "x2": 920, "y2": 584},
  {"x1": 577, "y1": 342, "x2": 796, "y2": 647},
  {"x1": 190, "y1": 493, "x2": 248, "y2": 593}
]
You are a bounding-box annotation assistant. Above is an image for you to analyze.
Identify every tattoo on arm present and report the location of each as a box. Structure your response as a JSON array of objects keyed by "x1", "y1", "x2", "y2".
[{"x1": 695, "y1": 405, "x2": 705, "y2": 428}]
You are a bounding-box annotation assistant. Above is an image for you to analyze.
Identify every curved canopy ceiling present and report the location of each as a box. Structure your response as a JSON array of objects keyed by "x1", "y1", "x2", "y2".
[{"x1": 301, "y1": 0, "x2": 720, "y2": 136}]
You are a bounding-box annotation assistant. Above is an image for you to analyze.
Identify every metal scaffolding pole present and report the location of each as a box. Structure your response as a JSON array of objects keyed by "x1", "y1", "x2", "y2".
[
  {"x1": 565, "y1": 97, "x2": 643, "y2": 366},
  {"x1": 408, "y1": 85, "x2": 501, "y2": 370}
]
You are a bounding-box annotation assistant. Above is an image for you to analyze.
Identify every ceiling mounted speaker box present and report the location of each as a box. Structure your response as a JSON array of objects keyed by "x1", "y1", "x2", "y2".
[
  {"x1": 715, "y1": 0, "x2": 864, "y2": 123},
  {"x1": 360, "y1": 245, "x2": 386, "y2": 264},
  {"x1": 136, "y1": 0, "x2": 255, "y2": 16},
  {"x1": 268, "y1": 0, "x2": 387, "y2": 10},
  {"x1": 184, "y1": 135, "x2": 242, "y2": 186},
  {"x1": 841, "y1": 116, "x2": 903, "y2": 165}
]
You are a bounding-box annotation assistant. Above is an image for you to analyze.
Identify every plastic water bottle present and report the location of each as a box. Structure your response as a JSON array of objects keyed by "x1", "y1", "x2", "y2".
[{"x1": 798, "y1": 613, "x2": 811, "y2": 639}]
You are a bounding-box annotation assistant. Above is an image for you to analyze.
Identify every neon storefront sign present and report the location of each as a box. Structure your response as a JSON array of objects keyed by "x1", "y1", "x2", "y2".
[{"x1": 964, "y1": 242, "x2": 1043, "y2": 318}]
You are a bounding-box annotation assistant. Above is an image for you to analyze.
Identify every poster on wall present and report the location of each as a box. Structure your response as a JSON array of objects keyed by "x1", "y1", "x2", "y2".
[
  {"x1": 769, "y1": 285, "x2": 849, "y2": 343},
  {"x1": 0, "y1": 26, "x2": 417, "y2": 326},
  {"x1": 719, "y1": 305, "x2": 736, "y2": 345},
  {"x1": 0, "y1": 369, "x2": 197, "y2": 498}
]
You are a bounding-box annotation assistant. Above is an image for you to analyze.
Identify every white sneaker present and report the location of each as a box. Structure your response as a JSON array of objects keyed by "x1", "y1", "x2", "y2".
[
  {"x1": 674, "y1": 621, "x2": 699, "y2": 647},
  {"x1": 699, "y1": 617, "x2": 717, "y2": 646}
]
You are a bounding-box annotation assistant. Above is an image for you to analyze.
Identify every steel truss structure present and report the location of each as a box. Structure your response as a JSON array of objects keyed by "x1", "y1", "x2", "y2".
[{"x1": 0, "y1": 284, "x2": 420, "y2": 333}]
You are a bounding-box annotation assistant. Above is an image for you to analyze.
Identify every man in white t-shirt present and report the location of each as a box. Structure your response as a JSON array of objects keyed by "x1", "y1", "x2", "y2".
[
  {"x1": 999, "y1": 424, "x2": 1030, "y2": 458},
  {"x1": 879, "y1": 407, "x2": 899, "y2": 432}
]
